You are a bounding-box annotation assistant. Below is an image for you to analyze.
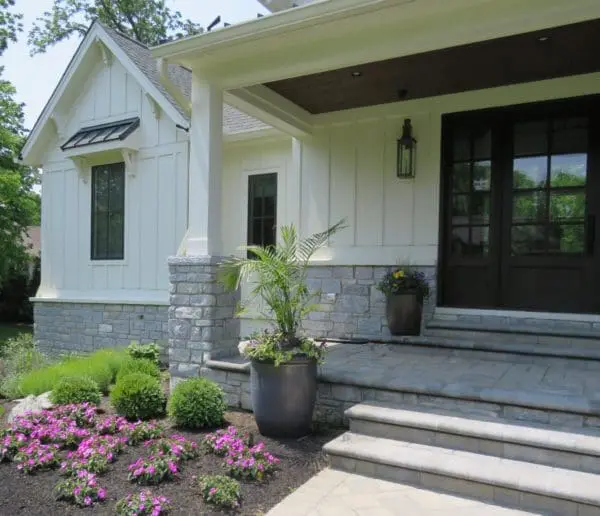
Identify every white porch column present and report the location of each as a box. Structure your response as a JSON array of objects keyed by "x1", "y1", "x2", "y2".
[{"x1": 186, "y1": 74, "x2": 223, "y2": 256}]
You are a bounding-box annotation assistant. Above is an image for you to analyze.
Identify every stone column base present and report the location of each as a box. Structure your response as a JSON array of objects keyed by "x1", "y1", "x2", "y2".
[{"x1": 168, "y1": 256, "x2": 240, "y2": 387}]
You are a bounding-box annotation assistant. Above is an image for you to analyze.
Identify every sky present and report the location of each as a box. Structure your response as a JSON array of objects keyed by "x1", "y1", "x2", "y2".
[{"x1": 2, "y1": 0, "x2": 269, "y2": 130}]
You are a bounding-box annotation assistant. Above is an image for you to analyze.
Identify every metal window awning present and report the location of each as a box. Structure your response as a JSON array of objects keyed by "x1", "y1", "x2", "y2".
[{"x1": 60, "y1": 117, "x2": 140, "y2": 151}]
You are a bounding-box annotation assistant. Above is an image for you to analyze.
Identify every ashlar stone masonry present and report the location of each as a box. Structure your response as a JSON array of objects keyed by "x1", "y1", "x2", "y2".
[{"x1": 168, "y1": 256, "x2": 240, "y2": 385}]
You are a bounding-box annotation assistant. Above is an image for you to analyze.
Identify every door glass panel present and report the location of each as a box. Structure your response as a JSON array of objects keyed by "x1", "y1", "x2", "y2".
[
  {"x1": 550, "y1": 154, "x2": 587, "y2": 187},
  {"x1": 452, "y1": 129, "x2": 470, "y2": 162},
  {"x1": 471, "y1": 193, "x2": 490, "y2": 224},
  {"x1": 552, "y1": 117, "x2": 587, "y2": 154},
  {"x1": 469, "y1": 226, "x2": 489, "y2": 256},
  {"x1": 547, "y1": 224, "x2": 584, "y2": 253},
  {"x1": 512, "y1": 191, "x2": 547, "y2": 222},
  {"x1": 452, "y1": 194, "x2": 469, "y2": 224},
  {"x1": 472, "y1": 161, "x2": 491, "y2": 191},
  {"x1": 452, "y1": 163, "x2": 470, "y2": 193},
  {"x1": 473, "y1": 129, "x2": 491, "y2": 160},
  {"x1": 549, "y1": 191, "x2": 585, "y2": 221},
  {"x1": 450, "y1": 227, "x2": 469, "y2": 256},
  {"x1": 513, "y1": 157, "x2": 548, "y2": 188},
  {"x1": 511, "y1": 225, "x2": 546, "y2": 255},
  {"x1": 514, "y1": 120, "x2": 548, "y2": 157}
]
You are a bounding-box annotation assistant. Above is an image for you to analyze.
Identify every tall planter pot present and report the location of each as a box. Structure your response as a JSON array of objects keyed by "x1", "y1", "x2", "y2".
[
  {"x1": 386, "y1": 290, "x2": 423, "y2": 336},
  {"x1": 250, "y1": 356, "x2": 317, "y2": 438}
]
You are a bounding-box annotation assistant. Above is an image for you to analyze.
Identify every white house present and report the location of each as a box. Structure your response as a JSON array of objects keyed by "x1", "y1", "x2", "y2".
[{"x1": 22, "y1": 1, "x2": 600, "y2": 363}]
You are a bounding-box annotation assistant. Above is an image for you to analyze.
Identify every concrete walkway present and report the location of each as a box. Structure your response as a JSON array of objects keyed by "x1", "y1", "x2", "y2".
[{"x1": 267, "y1": 469, "x2": 538, "y2": 516}]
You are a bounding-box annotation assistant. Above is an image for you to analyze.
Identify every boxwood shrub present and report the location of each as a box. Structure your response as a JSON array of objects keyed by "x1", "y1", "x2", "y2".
[
  {"x1": 50, "y1": 376, "x2": 101, "y2": 405},
  {"x1": 110, "y1": 373, "x2": 166, "y2": 421},
  {"x1": 168, "y1": 378, "x2": 226, "y2": 429}
]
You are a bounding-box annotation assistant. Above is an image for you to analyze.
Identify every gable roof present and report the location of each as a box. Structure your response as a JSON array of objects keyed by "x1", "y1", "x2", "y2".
[
  {"x1": 95, "y1": 24, "x2": 269, "y2": 134},
  {"x1": 22, "y1": 22, "x2": 270, "y2": 165}
]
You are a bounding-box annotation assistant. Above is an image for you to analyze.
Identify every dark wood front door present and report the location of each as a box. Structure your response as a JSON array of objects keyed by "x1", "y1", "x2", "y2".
[{"x1": 440, "y1": 96, "x2": 600, "y2": 313}]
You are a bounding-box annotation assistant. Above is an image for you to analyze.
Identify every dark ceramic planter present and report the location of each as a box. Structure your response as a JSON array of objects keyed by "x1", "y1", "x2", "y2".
[
  {"x1": 386, "y1": 290, "x2": 423, "y2": 336},
  {"x1": 250, "y1": 356, "x2": 317, "y2": 438}
]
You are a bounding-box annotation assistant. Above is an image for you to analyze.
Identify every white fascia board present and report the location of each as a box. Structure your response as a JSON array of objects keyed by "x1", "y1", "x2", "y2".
[
  {"x1": 22, "y1": 23, "x2": 189, "y2": 166},
  {"x1": 225, "y1": 86, "x2": 313, "y2": 138},
  {"x1": 21, "y1": 25, "x2": 102, "y2": 165}
]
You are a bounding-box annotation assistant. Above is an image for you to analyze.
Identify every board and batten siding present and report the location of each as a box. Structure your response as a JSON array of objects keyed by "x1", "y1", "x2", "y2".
[{"x1": 38, "y1": 58, "x2": 189, "y2": 303}]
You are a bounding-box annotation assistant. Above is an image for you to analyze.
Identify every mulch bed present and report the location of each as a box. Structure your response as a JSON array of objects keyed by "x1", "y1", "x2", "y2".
[{"x1": 0, "y1": 401, "x2": 343, "y2": 515}]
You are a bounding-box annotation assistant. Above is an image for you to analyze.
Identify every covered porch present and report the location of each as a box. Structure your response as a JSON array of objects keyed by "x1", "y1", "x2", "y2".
[{"x1": 151, "y1": 0, "x2": 600, "y2": 385}]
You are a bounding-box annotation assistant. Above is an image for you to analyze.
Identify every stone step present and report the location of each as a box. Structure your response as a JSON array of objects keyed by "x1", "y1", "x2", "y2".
[
  {"x1": 324, "y1": 432, "x2": 600, "y2": 516},
  {"x1": 424, "y1": 318, "x2": 600, "y2": 362},
  {"x1": 346, "y1": 402, "x2": 600, "y2": 473}
]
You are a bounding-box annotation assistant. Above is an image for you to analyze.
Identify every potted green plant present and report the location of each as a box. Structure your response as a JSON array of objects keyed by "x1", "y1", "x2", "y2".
[
  {"x1": 218, "y1": 220, "x2": 345, "y2": 438},
  {"x1": 377, "y1": 265, "x2": 430, "y2": 336}
]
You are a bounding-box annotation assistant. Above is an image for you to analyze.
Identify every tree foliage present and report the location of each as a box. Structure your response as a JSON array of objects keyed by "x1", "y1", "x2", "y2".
[
  {"x1": 0, "y1": 0, "x2": 23, "y2": 55},
  {"x1": 0, "y1": 71, "x2": 41, "y2": 284},
  {"x1": 28, "y1": 0, "x2": 203, "y2": 54}
]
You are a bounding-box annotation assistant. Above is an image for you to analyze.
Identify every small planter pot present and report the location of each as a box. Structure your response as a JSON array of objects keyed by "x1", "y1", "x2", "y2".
[
  {"x1": 250, "y1": 356, "x2": 317, "y2": 438},
  {"x1": 386, "y1": 290, "x2": 423, "y2": 336}
]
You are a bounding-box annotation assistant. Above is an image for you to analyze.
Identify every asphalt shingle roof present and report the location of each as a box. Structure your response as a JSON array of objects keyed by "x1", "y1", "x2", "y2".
[{"x1": 102, "y1": 24, "x2": 269, "y2": 135}]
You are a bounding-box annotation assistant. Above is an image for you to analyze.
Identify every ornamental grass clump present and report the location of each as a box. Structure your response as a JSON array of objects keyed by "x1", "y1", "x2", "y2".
[
  {"x1": 111, "y1": 373, "x2": 166, "y2": 421},
  {"x1": 167, "y1": 377, "x2": 226, "y2": 429},
  {"x1": 127, "y1": 453, "x2": 179, "y2": 485},
  {"x1": 115, "y1": 490, "x2": 171, "y2": 515},
  {"x1": 199, "y1": 475, "x2": 241, "y2": 510},
  {"x1": 116, "y1": 357, "x2": 161, "y2": 382},
  {"x1": 54, "y1": 470, "x2": 107, "y2": 507},
  {"x1": 50, "y1": 376, "x2": 102, "y2": 406},
  {"x1": 143, "y1": 434, "x2": 199, "y2": 461},
  {"x1": 14, "y1": 440, "x2": 60, "y2": 473}
]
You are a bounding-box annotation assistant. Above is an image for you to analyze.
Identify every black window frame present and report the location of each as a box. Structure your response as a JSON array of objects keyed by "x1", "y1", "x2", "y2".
[
  {"x1": 91, "y1": 162, "x2": 125, "y2": 261},
  {"x1": 247, "y1": 173, "x2": 277, "y2": 256}
]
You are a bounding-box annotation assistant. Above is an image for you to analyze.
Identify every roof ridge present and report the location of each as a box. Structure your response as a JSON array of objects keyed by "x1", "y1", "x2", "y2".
[{"x1": 96, "y1": 20, "x2": 151, "y2": 50}]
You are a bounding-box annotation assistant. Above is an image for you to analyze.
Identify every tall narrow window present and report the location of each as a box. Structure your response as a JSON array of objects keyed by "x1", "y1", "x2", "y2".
[
  {"x1": 247, "y1": 173, "x2": 277, "y2": 252},
  {"x1": 91, "y1": 162, "x2": 125, "y2": 260}
]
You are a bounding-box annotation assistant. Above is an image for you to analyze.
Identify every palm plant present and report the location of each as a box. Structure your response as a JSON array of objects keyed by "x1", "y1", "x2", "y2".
[{"x1": 219, "y1": 220, "x2": 346, "y2": 351}]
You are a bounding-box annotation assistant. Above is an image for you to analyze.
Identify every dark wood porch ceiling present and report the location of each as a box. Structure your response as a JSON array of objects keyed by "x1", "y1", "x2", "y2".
[{"x1": 265, "y1": 19, "x2": 600, "y2": 114}]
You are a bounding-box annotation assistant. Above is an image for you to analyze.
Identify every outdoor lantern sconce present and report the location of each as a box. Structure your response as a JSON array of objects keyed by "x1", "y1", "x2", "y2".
[{"x1": 397, "y1": 118, "x2": 417, "y2": 178}]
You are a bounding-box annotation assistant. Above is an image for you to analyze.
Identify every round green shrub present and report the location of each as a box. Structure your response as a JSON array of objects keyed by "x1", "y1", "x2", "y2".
[
  {"x1": 168, "y1": 378, "x2": 226, "y2": 429},
  {"x1": 110, "y1": 373, "x2": 166, "y2": 421},
  {"x1": 50, "y1": 376, "x2": 101, "y2": 406},
  {"x1": 116, "y1": 357, "x2": 160, "y2": 382}
]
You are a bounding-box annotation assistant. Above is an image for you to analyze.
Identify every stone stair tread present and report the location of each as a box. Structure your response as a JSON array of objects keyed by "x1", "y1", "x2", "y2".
[
  {"x1": 395, "y1": 334, "x2": 600, "y2": 361},
  {"x1": 346, "y1": 402, "x2": 600, "y2": 455},
  {"x1": 427, "y1": 318, "x2": 600, "y2": 341},
  {"x1": 324, "y1": 432, "x2": 600, "y2": 507}
]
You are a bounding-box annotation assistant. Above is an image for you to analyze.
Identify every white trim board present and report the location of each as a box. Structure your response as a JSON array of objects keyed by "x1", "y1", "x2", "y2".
[{"x1": 435, "y1": 306, "x2": 600, "y2": 324}]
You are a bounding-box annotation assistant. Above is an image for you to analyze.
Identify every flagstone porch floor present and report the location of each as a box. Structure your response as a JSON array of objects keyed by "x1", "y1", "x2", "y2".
[{"x1": 205, "y1": 341, "x2": 600, "y2": 428}]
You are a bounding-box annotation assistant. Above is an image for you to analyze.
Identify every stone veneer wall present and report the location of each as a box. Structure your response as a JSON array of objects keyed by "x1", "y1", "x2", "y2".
[
  {"x1": 33, "y1": 301, "x2": 168, "y2": 356},
  {"x1": 168, "y1": 256, "x2": 240, "y2": 385},
  {"x1": 303, "y1": 265, "x2": 436, "y2": 340}
]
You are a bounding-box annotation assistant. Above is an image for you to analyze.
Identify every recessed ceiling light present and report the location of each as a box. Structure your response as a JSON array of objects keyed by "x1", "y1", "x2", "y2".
[
  {"x1": 351, "y1": 71, "x2": 362, "y2": 78},
  {"x1": 538, "y1": 36, "x2": 550, "y2": 42}
]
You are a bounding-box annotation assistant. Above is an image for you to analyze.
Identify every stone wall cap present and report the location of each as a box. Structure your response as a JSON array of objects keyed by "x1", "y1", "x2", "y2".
[
  {"x1": 206, "y1": 358, "x2": 250, "y2": 372},
  {"x1": 168, "y1": 255, "x2": 226, "y2": 266}
]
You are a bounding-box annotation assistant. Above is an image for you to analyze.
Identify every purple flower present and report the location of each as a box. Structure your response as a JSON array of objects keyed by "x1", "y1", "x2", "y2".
[{"x1": 98, "y1": 488, "x2": 106, "y2": 500}]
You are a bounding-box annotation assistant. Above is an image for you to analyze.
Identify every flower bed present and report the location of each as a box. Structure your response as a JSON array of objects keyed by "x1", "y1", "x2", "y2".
[{"x1": 0, "y1": 405, "x2": 340, "y2": 514}]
